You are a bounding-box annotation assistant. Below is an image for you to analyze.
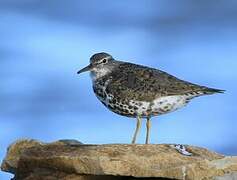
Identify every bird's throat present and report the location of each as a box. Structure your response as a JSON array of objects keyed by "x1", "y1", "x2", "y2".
[{"x1": 90, "y1": 68, "x2": 112, "y2": 81}]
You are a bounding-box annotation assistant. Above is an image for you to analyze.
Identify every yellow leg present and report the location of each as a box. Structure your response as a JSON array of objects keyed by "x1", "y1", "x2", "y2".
[
  {"x1": 145, "y1": 117, "x2": 151, "y2": 144},
  {"x1": 132, "y1": 116, "x2": 142, "y2": 144}
]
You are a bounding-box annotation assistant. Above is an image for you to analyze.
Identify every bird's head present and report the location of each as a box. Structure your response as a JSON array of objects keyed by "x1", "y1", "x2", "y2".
[{"x1": 77, "y1": 52, "x2": 115, "y2": 80}]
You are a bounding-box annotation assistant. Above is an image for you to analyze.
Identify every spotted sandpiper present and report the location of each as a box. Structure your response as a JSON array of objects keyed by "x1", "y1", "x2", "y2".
[{"x1": 77, "y1": 52, "x2": 224, "y2": 144}]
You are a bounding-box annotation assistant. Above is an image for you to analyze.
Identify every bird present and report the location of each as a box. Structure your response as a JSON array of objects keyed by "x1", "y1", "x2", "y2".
[{"x1": 77, "y1": 52, "x2": 224, "y2": 144}]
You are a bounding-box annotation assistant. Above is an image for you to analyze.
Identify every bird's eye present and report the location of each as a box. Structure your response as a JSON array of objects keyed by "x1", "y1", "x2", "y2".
[{"x1": 102, "y1": 59, "x2": 107, "y2": 63}]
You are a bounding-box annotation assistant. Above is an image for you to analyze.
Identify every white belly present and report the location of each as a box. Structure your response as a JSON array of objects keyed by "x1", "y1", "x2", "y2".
[
  {"x1": 152, "y1": 95, "x2": 188, "y2": 114},
  {"x1": 129, "y1": 95, "x2": 189, "y2": 117}
]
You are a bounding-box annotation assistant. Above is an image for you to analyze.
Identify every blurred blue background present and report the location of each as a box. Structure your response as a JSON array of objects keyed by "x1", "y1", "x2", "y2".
[{"x1": 1, "y1": 0, "x2": 237, "y2": 179}]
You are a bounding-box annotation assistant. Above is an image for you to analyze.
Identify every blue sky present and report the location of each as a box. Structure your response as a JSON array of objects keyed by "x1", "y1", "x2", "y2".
[{"x1": 1, "y1": 1, "x2": 237, "y2": 179}]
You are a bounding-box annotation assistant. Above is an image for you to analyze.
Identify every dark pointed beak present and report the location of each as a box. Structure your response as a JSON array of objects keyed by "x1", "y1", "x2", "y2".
[{"x1": 77, "y1": 64, "x2": 92, "y2": 74}]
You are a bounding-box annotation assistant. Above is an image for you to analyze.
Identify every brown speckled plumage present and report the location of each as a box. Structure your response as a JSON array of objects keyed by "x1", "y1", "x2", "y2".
[
  {"x1": 105, "y1": 62, "x2": 222, "y2": 101},
  {"x1": 77, "y1": 52, "x2": 224, "y2": 144}
]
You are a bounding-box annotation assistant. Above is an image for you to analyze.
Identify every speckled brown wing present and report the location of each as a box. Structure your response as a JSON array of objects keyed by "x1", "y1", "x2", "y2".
[{"x1": 105, "y1": 62, "x2": 223, "y2": 102}]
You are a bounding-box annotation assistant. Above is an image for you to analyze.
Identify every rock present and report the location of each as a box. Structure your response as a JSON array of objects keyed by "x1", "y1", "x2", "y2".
[{"x1": 1, "y1": 139, "x2": 237, "y2": 180}]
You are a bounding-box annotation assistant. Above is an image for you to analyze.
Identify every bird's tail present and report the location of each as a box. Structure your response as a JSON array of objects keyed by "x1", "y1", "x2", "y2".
[{"x1": 202, "y1": 87, "x2": 225, "y2": 95}]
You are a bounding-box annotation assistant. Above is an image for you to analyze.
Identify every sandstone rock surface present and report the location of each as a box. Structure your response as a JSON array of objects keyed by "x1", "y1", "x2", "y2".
[{"x1": 1, "y1": 139, "x2": 237, "y2": 180}]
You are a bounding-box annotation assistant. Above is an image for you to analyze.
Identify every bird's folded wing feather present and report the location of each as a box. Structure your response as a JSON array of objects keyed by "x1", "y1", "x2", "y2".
[{"x1": 106, "y1": 63, "x2": 218, "y2": 102}]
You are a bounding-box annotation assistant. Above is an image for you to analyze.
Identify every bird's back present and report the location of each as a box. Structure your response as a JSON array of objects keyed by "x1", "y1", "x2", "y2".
[{"x1": 104, "y1": 62, "x2": 223, "y2": 102}]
